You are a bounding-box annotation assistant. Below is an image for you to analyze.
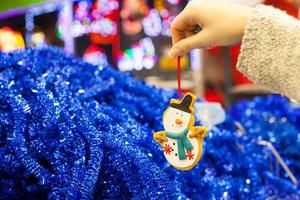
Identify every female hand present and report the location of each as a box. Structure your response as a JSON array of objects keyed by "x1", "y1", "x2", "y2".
[{"x1": 169, "y1": 0, "x2": 253, "y2": 57}]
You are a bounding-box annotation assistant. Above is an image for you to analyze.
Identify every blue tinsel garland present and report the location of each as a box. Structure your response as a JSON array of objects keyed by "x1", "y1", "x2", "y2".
[{"x1": 0, "y1": 47, "x2": 299, "y2": 199}]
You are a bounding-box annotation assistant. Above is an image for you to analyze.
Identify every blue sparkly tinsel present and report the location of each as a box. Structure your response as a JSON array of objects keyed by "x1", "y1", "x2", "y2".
[{"x1": 0, "y1": 47, "x2": 299, "y2": 199}]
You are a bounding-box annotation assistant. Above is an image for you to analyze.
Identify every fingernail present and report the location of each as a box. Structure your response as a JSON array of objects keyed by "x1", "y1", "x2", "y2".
[{"x1": 168, "y1": 47, "x2": 180, "y2": 58}]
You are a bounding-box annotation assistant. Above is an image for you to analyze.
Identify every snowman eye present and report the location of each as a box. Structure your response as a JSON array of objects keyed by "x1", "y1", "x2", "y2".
[
  {"x1": 176, "y1": 112, "x2": 178, "y2": 115},
  {"x1": 181, "y1": 114, "x2": 183, "y2": 117}
]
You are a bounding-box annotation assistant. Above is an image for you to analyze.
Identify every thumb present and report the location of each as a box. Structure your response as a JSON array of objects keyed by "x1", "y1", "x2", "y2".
[{"x1": 169, "y1": 30, "x2": 212, "y2": 58}]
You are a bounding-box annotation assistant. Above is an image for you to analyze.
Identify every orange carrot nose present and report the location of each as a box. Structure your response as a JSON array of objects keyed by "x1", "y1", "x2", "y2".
[{"x1": 175, "y1": 118, "x2": 183, "y2": 125}]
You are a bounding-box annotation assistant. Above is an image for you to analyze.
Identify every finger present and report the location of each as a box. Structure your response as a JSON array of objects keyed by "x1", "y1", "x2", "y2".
[
  {"x1": 185, "y1": 30, "x2": 196, "y2": 38},
  {"x1": 169, "y1": 29, "x2": 212, "y2": 57},
  {"x1": 171, "y1": 7, "x2": 197, "y2": 45}
]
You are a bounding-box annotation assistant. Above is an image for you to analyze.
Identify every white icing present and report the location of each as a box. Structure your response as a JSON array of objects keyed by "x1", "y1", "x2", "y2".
[
  {"x1": 163, "y1": 130, "x2": 200, "y2": 169},
  {"x1": 163, "y1": 107, "x2": 191, "y2": 133}
]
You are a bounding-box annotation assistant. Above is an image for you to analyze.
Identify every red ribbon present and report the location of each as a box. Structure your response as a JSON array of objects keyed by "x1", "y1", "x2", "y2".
[{"x1": 177, "y1": 56, "x2": 181, "y2": 100}]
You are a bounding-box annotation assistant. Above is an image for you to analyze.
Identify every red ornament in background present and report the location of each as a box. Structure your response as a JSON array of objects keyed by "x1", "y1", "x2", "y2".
[
  {"x1": 83, "y1": 44, "x2": 109, "y2": 66},
  {"x1": 265, "y1": 0, "x2": 298, "y2": 17}
]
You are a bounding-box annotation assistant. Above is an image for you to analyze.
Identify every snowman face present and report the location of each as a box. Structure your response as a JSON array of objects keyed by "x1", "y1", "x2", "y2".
[{"x1": 163, "y1": 107, "x2": 191, "y2": 133}]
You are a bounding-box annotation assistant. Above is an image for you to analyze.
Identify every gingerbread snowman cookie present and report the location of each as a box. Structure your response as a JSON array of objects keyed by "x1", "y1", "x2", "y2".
[{"x1": 153, "y1": 93, "x2": 207, "y2": 170}]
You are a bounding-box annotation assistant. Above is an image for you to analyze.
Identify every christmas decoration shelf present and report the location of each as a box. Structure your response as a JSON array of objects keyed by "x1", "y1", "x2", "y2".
[{"x1": 0, "y1": 47, "x2": 299, "y2": 199}]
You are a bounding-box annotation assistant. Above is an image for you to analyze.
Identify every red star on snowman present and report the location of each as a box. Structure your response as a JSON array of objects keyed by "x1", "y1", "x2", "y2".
[
  {"x1": 163, "y1": 144, "x2": 173, "y2": 155},
  {"x1": 186, "y1": 151, "x2": 194, "y2": 160}
]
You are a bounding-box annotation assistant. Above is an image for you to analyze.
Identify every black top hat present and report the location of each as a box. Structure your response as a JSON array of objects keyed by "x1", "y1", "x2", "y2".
[{"x1": 170, "y1": 94, "x2": 193, "y2": 113}]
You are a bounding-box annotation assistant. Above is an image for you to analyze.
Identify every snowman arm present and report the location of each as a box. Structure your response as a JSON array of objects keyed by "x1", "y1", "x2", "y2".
[
  {"x1": 153, "y1": 131, "x2": 167, "y2": 144},
  {"x1": 189, "y1": 126, "x2": 207, "y2": 139}
]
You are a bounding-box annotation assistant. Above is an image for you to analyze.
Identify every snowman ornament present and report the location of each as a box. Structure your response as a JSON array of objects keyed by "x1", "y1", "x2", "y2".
[{"x1": 153, "y1": 93, "x2": 207, "y2": 170}]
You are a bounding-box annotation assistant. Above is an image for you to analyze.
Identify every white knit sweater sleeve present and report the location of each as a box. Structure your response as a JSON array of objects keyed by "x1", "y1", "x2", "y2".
[{"x1": 237, "y1": 5, "x2": 300, "y2": 101}]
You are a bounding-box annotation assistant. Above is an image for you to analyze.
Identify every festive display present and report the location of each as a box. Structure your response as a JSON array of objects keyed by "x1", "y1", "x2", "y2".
[
  {"x1": 83, "y1": 44, "x2": 109, "y2": 66},
  {"x1": 119, "y1": 0, "x2": 186, "y2": 72},
  {"x1": 153, "y1": 93, "x2": 207, "y2": 170},
  {"x1": 142, "y1": 9, "x2": 163, "y2": 37},
  {"x1": 31, "y1": 32, "x2": 47, "y2": 47},
  {"x1": 120, "y1": 0, "x2": 149, "y2": 35},
  {"x1": 160, "y1": 9, "x2": 174, "y2": 37},
  {"x1": 25, "y1": 1, "x2": 60, "y2": 48},
  {"x1": 117, "y1": 37, "x2": 157, "y2": 71},
  {"x1": 71, "y1": 0, "x2": 118, "y2": 38},
  {"x1": 0, "y1": 47, "x2": 300, "y2": 199}
]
